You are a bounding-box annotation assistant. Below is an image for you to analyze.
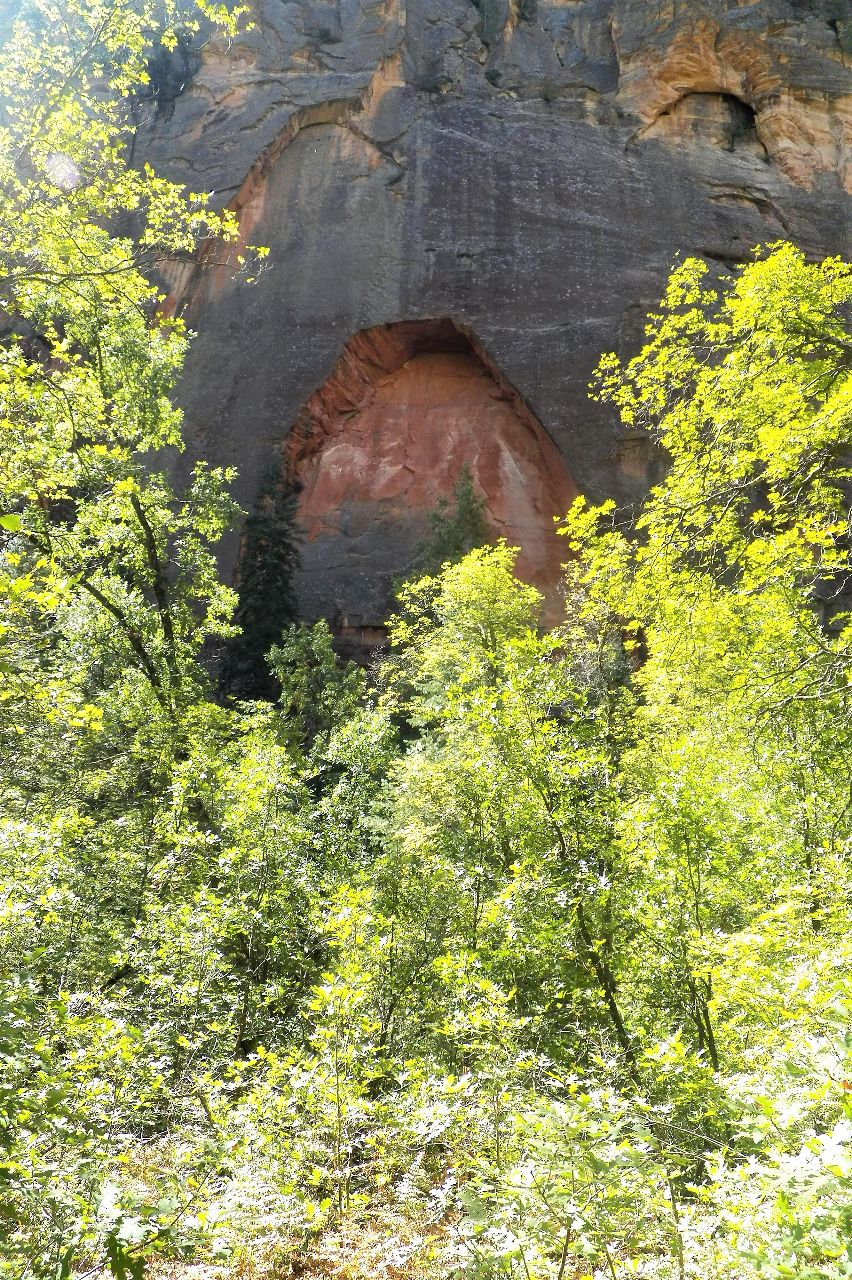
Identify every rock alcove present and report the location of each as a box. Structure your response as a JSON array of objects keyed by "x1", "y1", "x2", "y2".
[{"x1": 283, "y1": 320, "x2": 578, "y2": 650}]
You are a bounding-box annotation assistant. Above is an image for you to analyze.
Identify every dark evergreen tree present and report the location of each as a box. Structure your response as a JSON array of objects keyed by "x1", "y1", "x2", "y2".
[
  {"x1": 416, "y1": 464, "x2": 489, "y2": 575},
  {"x1": 220, "y1": 471, "x2": 302, "y2": 700}
]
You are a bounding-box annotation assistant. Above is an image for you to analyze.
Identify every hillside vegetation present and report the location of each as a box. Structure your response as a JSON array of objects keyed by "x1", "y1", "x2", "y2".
[{"x1": 1, "y1": 4, "x2": 851, "y2": 1278}]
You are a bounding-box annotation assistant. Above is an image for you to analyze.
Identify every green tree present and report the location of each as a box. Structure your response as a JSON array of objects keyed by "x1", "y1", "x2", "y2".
[
  {"x1": 220, "y1": 472, "x2": 302, "y2": 701},
  {"x1": 416, "y1": 463, "x2": 489, "y2": 575},
  {"x1": 563, "y1": 244, "x2": 852, "y2": 937},
  {"x1": 0, "y1": 3, "x2": 267, "y2": 1274}
]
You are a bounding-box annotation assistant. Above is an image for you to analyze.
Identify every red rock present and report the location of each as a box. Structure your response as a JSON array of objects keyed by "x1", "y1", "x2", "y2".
[{"x1": 287, "y1": 322, "x2": 577, "y2": 629}]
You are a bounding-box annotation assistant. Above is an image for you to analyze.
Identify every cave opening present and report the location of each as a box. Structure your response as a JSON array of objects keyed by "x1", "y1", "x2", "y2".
[
  {"x1": 647, "y1": 91, "x2": 765, "y2": 157},
  {"x1": 282, "y1": 318, "x2": 577, "y2": 653}
]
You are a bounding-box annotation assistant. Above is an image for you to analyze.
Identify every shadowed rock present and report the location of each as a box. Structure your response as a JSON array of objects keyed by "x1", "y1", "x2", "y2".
[{"x1": 139, "y1": 0, "x2": 851, "y2": 626}]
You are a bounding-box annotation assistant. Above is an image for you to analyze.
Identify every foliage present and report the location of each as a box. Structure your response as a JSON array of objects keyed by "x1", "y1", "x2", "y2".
[
  {"x1": 220, "y1": 474, "x2": 302, "y2": 701},
  {"x1": 416, "y1": 464, "x2": 490, "y2": 576},
  {"x1": 574, "y1": 244, "x2": 852, "y2": 716},
  {"x1": 2, "y1": 34, "x2": 851, "y2": 1276}
]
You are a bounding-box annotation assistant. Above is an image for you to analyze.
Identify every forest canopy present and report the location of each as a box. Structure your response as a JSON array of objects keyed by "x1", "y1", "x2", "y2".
[{"x1": 1, "y1": 3, "x2": 851, "y2": 1278}]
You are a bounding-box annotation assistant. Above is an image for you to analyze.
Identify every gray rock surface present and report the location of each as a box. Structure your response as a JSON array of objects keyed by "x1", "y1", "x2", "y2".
[{"x1": 138, "y1": 0, "x2": 851, "y2": 620}]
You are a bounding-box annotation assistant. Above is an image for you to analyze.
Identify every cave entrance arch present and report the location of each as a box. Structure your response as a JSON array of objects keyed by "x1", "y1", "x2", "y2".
[{"x1": 285, "y1": 319, "x2": 578, "y2": 650}]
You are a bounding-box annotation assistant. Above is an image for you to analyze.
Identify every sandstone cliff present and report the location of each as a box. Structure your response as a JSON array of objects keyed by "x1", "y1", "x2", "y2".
[{"x1": 140, "y1": 0, "x2": 851, "y2": 628}]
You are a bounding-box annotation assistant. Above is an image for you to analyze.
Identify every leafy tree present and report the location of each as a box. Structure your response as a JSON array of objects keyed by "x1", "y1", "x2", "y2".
[
  {"x1": 0, "y1": 0, "x2": 251, "y2": 739},
  {"x1": 269, "y1": 619, "x2": 366, "y2": 752},
  {"x1": 576, "y1": 244, "x2": 852, "y2": 708},
  {"x1": 0, "y1": 3, "x2": 266, "y2": 1273}
]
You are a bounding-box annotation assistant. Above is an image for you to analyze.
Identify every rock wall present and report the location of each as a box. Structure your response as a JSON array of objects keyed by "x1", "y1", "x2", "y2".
[
  {"x1": 286, "y1": 320, "x2": 577, "y2": 626},
  {"x1": 140, "y1": 0, "x2": 851, "y2": 627}
]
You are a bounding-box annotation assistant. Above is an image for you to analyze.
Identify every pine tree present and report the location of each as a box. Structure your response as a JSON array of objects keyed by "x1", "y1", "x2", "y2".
[{"x1": 220, "y1": 470, "x2": 302, "y2": 699}]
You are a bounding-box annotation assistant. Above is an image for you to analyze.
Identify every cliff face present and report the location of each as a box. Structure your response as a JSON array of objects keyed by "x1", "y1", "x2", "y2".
[
  {"x1": 284, "y1": 321, "x2": 577, "y2": 629},
  {"x1": 141, "y1": 0, "x2": 851, "y2": 627}
]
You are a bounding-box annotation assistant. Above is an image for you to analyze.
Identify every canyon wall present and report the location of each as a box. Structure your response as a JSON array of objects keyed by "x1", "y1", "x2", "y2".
[{"x1": 140, "y1": 0, "x2": 851, "y2": 629}]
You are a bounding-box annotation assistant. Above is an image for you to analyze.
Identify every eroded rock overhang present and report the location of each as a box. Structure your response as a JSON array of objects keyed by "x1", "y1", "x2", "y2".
[
  {"x1": 283, "y1": 319, "x2": 577, "y2": 638},
  {"x1": 143, "y1": 0, "x2": 851, "y2": 634}
]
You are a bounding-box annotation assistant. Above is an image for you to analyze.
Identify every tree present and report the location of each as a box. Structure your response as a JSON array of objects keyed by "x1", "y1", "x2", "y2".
[
  {"x1": 416, "y1": 463, "x2": 489, "y2": 575},
  {"x1": 0, "y1": 4, "x2": 264, "y2": 1273},
  {"x1": 219, "y1": 472, "x2": 302, "y2": 701},
  {"x1": 575, "y1": 244, "x2": 852, "y2": 705},
  {"x1": 563, "y1": 245, "x2": 852, "y2": 940},
  {"x1": 0, "y1": 0, "x2": 253, "y2": 734}
]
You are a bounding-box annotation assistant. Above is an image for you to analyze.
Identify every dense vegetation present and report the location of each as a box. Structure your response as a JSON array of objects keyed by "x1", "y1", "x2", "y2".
[{"x1": 1, "y1": 4, "x2": 851, "y2": 1277}]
